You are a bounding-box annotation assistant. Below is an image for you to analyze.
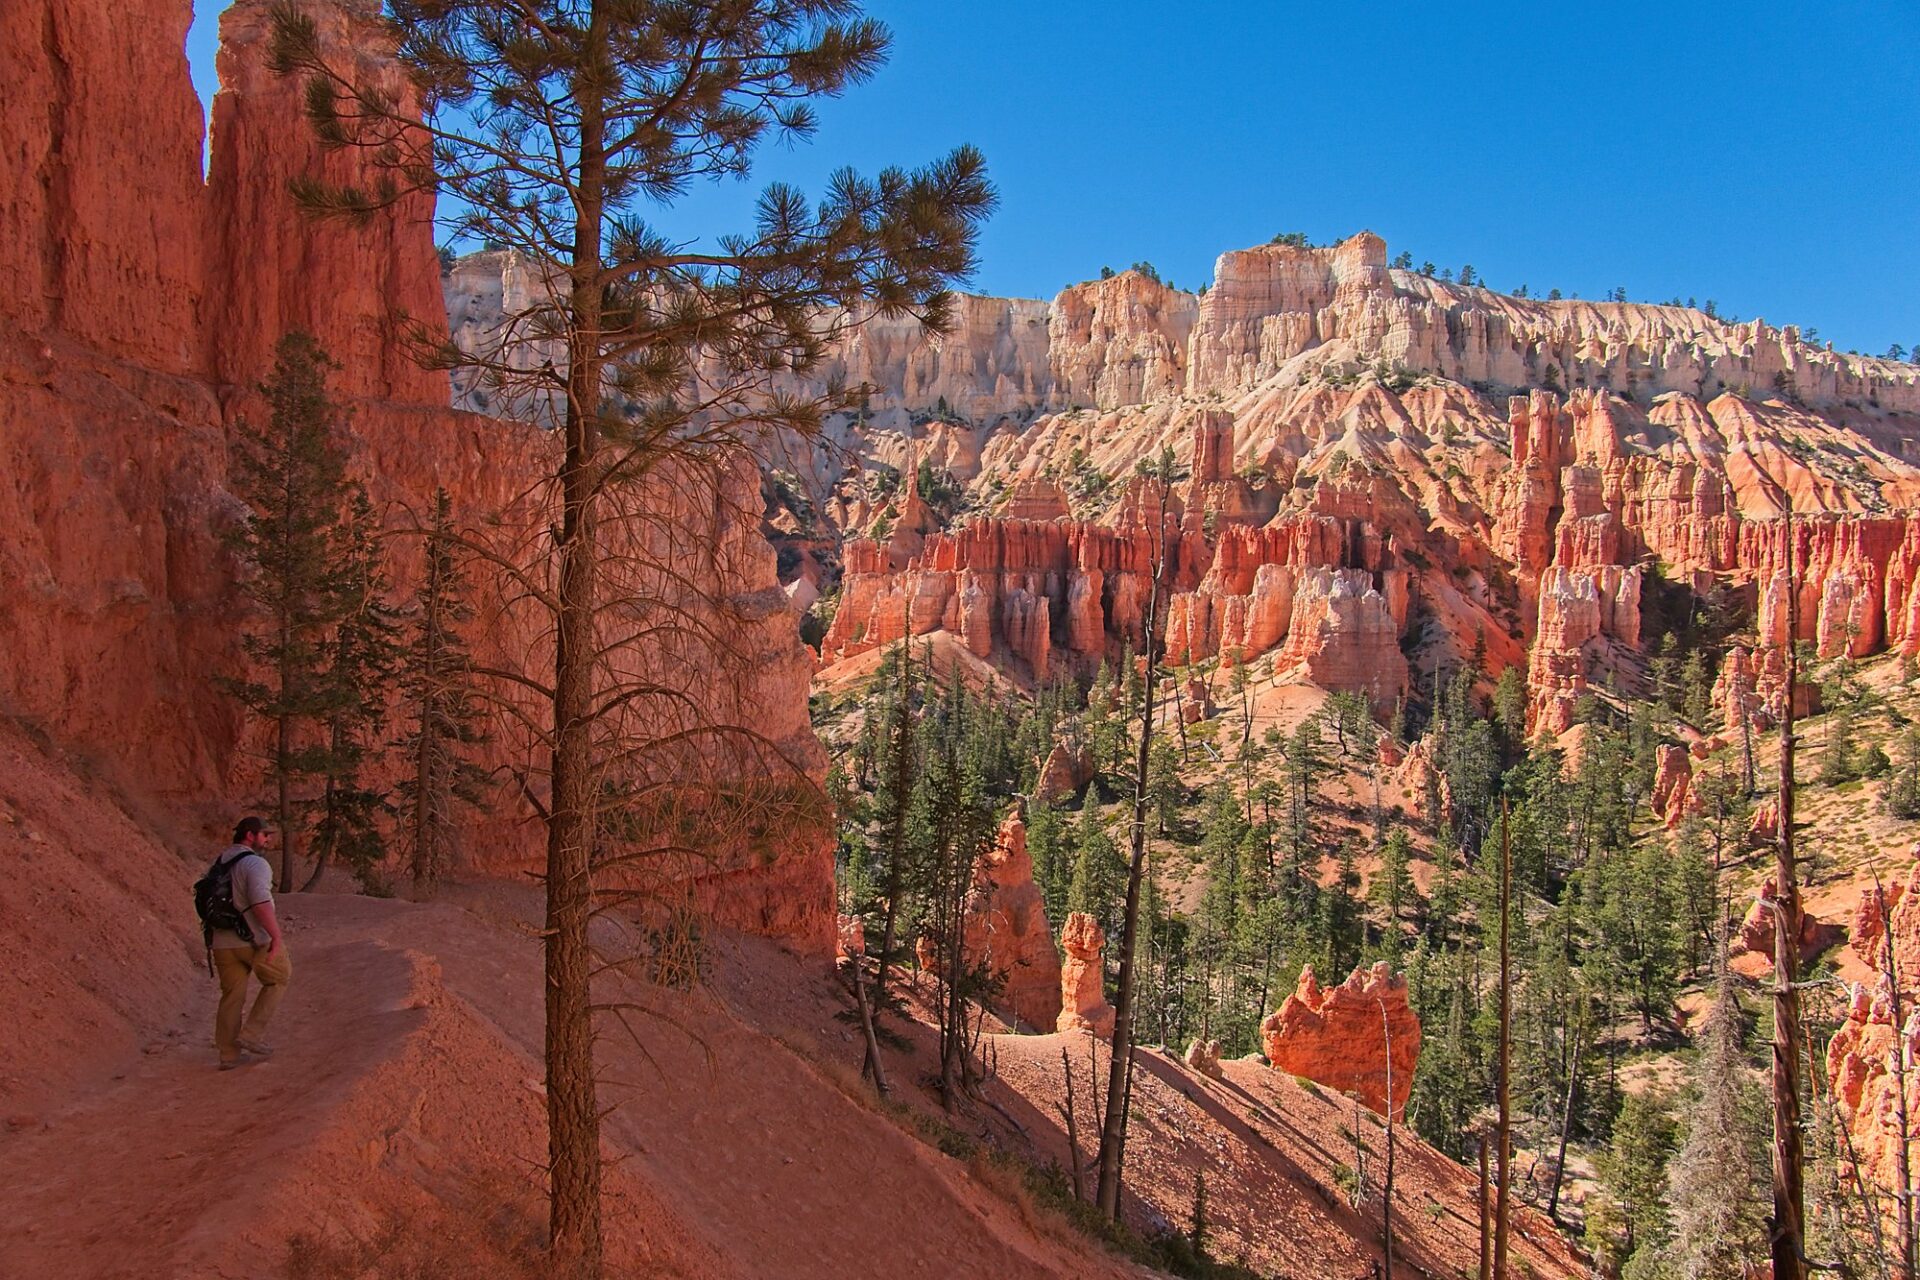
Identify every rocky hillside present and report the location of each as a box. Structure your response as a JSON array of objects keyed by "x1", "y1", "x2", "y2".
[{"x1": 452, "y1": 232, "x2": 1920, "y2": 738}]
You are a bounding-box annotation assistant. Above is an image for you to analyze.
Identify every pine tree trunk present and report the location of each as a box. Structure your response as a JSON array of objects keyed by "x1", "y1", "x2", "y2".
[
  {"x1": 411, "y1": 549, "x2": 443, "y2": 892},
  {"x1": 274, "y1": 448, "x2": 298, "y2": 895},
  {"x1": 276, "y1": 710, "x2": 295, "y2": 894},
  {"x1": 299, "y1": 767, "x2": 336, "y2": 892},
  {"x1": 1095, "y1": 479, "x2": 1166, "y2": 1219},
  {"x1": 1772, "y1": 517, "x2": 1806, "y2": 1280},
  {"x1": 1477, "y1": 1131, "x2": 1491, "y2": 1280},
  {"x1": 546, "y1": 56, "x2": 607, "y2": 1276}
]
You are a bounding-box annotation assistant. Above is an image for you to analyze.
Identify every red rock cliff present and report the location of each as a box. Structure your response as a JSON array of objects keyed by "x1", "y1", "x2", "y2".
[
  {"x1": 0, "y1": 0, "x2": 834, "y2": 952},
  {"x1": 207, "y1": 0, "x2": 450, "y2": 405}
]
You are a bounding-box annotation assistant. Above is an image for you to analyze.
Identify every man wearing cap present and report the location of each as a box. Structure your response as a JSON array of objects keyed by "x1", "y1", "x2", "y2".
[{"x1": 209, "y1": 816, "x2": 291, "y2": 1070}]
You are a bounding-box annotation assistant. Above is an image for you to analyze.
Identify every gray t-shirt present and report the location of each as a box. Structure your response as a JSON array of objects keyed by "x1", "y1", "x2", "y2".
[{"x1": 209, "y1": 846, "x2": 274, "y2": 950}]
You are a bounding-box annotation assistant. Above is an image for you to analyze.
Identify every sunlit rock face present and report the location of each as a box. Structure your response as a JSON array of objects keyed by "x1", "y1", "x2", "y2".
[
  {"x1": 2, "y1": 0, "x2": 834, "y2": 952},
  {"x1": 449, "y1": 214, "x2": 1920, "y2": 732},
  {"x1": 1260, "y1": 962, "x2": 1421, "y2": 1119},
  {"x1": 1057, "y1": 913, "x2": 1114, "y2": 1038},
  {"x1": 1829, "y1": 862, "x2": 1920, "y2": 1208},
  {"x1": 960, "y1": 813, "x2": 1062, "y2": 1031}
]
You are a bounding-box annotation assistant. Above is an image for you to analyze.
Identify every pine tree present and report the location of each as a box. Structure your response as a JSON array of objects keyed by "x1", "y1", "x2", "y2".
[
  {"x1": 1026, "y1": 800, "x2": 1071, "y2": 926},
  {"x1": 1591, "y1": 837, "x2": 1682, "y2": 1034},
  {"x1": 1193, "y1": 780, "x2": 1251, "y2": 1041},
  {"x1": 1492, "y1": 666, "x2": 1529, "y2": 761},
  {"x1": 861, "y1": 643, "x2": 921, "y2": 1071},
  {"x1": 1594, "y1": 1090, "x2": 1678, "y2": 1268},
  {"x1": 1324, "y1": 840, "x2": 1365, "y2": 975},
  {"x1": 304, "y1": 485, "x2": 403, "y2": 891},
  {"x1": 1068, "y1": 807, "x2": 1127, "y2": 944},
  {"x1": 1680, "y1": 649, "x2": 1712, "y2": 729},
  {"x1": 1889, "y1": 725, "x2": 1920, "y2": 818},
  {"x1": 1669, "y1": 956, "x2": 1770, "y2": 1279},
  {"x1": 1820, "y1": 704, "x2": 1860, "y2": 784},
  {"x1": 1648, "y1": 633, "x2": 1678, "y2": 713},
  {"x1": 220, "y1": 332, "x2": 356, "y2": 894},
  {"x1": 1280, "y1": 714, "x2": 1330, "y2": 891},
  {"x1": 275, "y1": 3, "x2": 992, "y2": 1261},
  {"x1": 913, "y1": 692, "x2": 997, "y2": 1108},
  {"x1": 1147, "y1": 736, "x2": 1183, "y2": 836},
  {"x1": 395, "y1": 488, "x2": 491, "y2": 892},
  {"x1": 1667, "y1": 818, "x2": 1718, "y2": 976},
  {"x1": 1370, "y1": 828, "x2": 1414, "y2": 933}
]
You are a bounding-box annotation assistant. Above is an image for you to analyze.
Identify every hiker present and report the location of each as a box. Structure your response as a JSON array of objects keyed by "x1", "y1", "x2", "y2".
[{"x1": 194, "y1": 816, "x2": 291, "y2": 1071}]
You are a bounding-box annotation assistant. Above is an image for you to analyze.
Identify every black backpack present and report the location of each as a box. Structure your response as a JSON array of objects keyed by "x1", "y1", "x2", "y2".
[{"x1": 193, "y1": 852, "x2": 257, "y2": 958}]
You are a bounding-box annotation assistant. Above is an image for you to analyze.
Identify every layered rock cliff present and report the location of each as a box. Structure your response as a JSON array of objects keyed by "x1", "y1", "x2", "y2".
[
  {"x1": 782, "y1": 292, "x2": 1920, "y2": 726},
  {"x1": 452, "y1": 231, "x2": 1920, "y2": 422},
  {"x1": 445, "y1": 215, "x2": 1920, "y2": 728},
  {"x1": 1, "y1": 0, "x2": 833, "y2": 949}
]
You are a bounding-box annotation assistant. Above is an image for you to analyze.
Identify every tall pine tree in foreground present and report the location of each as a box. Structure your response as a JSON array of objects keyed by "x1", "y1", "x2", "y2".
[
  {"x1": 221, "y1": 332, "x2": 356, "y2": 894},
  {"x1": 394, "y1": 488, "x2": 490, "y2": 892},
  {"x1": 274, "y1": 5, "x2": 992, "y2": 1266}
]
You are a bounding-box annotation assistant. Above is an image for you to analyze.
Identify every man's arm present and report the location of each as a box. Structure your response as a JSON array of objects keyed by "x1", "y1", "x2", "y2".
[
  {"x1": 249, "y1": 900, "x2": 284, "y2": 956},
  {"x1": 237, "y1": 857, "x2": 283, "y2": 955}
]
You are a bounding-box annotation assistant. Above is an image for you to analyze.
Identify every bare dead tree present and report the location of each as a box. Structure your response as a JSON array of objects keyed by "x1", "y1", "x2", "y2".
[
  {"x1": 1350, "y1": 1089, "x2": 1370, "y2": 1206},
  {"x1": 1874, "y1": 868, "x2": 1916, "y2": 1279},
  {"x1": 1095, "y1": 447, "x2": 1181, "y2": 1218},
  {"x1": 1060, "y1": 1046, "x2": 1086, "y2": 1201},
  {"x1": 1544, "y1": 1038, "x2": 1582, "y2": 1224},
  {"x1": 1379, "y1": 994, "x2": 1397, "y2": 1280},
  {"x1": 1742, "y1": 696, "x2": 1758, "y2": 796},
  {"x1": 1818, "y1": 989, "x2": 1896, "y2": 1276},
  {"x1": 1478, "y1": 1126, "x2": 1492, "y2": 1280},
  {"x1": 846, "y1": 955, "x2": 890, "y2": 1098},
  {"x1": 1775, "y1": 514, "x2": 1808, "y2": 1280},
  {"x1": 1495, "y1": 796, "x2": 1513, "y2": 1280}
]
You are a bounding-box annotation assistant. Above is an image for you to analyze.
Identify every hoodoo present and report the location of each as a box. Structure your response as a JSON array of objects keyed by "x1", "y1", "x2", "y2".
[{"x1": 1261, "y1": 963, "x2": 1422, "y2": 1119}]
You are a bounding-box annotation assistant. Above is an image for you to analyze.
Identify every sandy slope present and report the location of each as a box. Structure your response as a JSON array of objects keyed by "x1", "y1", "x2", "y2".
[
  {"x1": 711, "y1": 930, "x2": 1583, "y2": 1280},
  {"x1": 0, "y1": 710, "x2": 1582, "y2": 1278},
  {"x1": 0, "y1": 863, "x2": 1141, "y2": 1278}
]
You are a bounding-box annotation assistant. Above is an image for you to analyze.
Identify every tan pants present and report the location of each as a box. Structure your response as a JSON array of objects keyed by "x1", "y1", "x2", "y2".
[{"x1": 213, "y1": 944, "x2": 292, "y2": 1062}]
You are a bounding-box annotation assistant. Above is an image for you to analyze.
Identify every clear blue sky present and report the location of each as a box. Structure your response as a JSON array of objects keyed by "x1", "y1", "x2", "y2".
[{"x1": 187, "y1": 0, "x2": 1920, "y2": 355}]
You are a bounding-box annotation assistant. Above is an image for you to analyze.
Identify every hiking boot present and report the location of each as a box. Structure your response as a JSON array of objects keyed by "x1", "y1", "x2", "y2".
[
  {"x1": 235, "y1": 1039, "x2": 274, "y2": 1057},
  {"x1": 216, "y1": 1057, "x2": 256, "y2": 1072}
]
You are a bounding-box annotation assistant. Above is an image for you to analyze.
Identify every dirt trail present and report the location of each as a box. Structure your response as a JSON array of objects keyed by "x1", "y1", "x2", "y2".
[
  {"x1": 0, "y1": 891, "x2": 1140, "y2": 1279},
  {"x1": 0, "y1": 934, "x2": 427, "y2": 1276}
]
